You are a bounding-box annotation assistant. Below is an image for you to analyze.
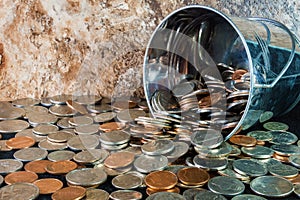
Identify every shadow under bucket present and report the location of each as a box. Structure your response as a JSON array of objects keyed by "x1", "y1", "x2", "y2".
[{"x1": 143, "y1": 5, "x2": 300, "y2": 140}]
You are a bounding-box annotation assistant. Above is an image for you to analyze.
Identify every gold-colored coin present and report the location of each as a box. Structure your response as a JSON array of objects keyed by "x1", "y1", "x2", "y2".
[
  {"x1": 34, "y1": 178, "x2": 63, "y2": 194},
  {"x1": 229, "y1": 135, "x2": 257, "y2": 147},
  {"x1": 45, "y1": 160, "x2": 78, "y2": 175},
  {"x1": 24, "y1": 160, "x2": 53, "y2": 174},
  {"x1": 4, "y1": 171, "x2": 38, "y2": 185},
  {"x1": 144, "y1": 170, "x2": 178, "y2": 190},
  {"x1": 104, "y1": 152, "x2": 134, "y2": 169},
  {"x1": 273, "y1": 153, "x2": 290, "y2": 163},
  {"x1": 289, "y1": 174, "x2": 300, "y2": 184},
  {"x1": 99, "y1": 122, "x2": 126, "y2": 132},
  {"x1": 146, "y1": 187, "x2": 180, "y2": 195},
  {"x1": 5, "y1": 136, "x2": 35, "y2": 149},
  {"x1": 51, "y1": 186, "x2": 86, "y2": 200},
  {"x1": 177, "y1": 167, "x2": 210, "y2": 186}
]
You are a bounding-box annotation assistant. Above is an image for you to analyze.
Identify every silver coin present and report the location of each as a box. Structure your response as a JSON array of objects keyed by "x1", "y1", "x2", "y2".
[
  {"x1": 15, "y1": 128, "x2": 46, "y2": 142},
  {"x1": 74, "y1": 124, "x2": 99, "y2": 135},
  {"x1": 0, "y1": 119, "x2": 29, "y2": 133},
  {"x1": 0, "y1": 182, "x2": 39, "y2": 200},
  {"x1": 66, "y1": 167, "x2": 107, "y2": 187},
  {"x1": 85, "y1": 188, "x2": 110, "y2": 200},
  {"x1": 47, "y1": 131, "x2": 74, "y2": 143},
  {"x1": 134, "y1": 154, "x2": 168, "y2": 173},
  {"x1": 258, "y1": 158, "x2": 282, "y2": 169},
  {"x1": 87, "y1": 104, "x2": 112, "y2": 114},
  {"x1": 246, "y1": 130, "x2": 273, "y2": 141},
  {"x1": 193, "y1": 156, "x2": 228, "y2": 171},
  {"x1": 94, "y1": 112, "x2": 117, "y2": 123},
  {"x1": 269, "y1": 130, "x2": 298, "y2": 144},
  {"x1": 0, "y1": 140, "x2": 12, "y2": 151},
  {"x1": 117, "y1": 109, "x2": 146, "y2": 123},
  {"x1": 232, "y1": 159, "x2": 267, "y2": 177},
  {"x1": 0, "y1": 174, "x2": 3, "y2": 186},
  {"x1": 218, "y1": 168, "x2": 250, "y2": 181},
  {"x1": 57, "y1": 117, "x2": 75, "y2": 128},
  {"x1": 0, "y1": 107, "x2": 25, "y2": 120},
  {"x1": 38, "y1": 139, "x2": 67, "y2": 151},
  {"x1": 259, "y1": 111, "x2": 273, "y2": 123},
  {"x1": 12, "y1": 97, "x2": 40, "y2": 107},
  {"x1": 101, "y1": 143, "x2": 128, "y2": 151},
  {"x1": 289, "y1": 155, "x2": 300, "y2": 168},
  {"x1": 294, "y1": 184, "x2": 300, "y2": 197},
  {"x1": 208, "y1": 176, "x2": 245, "y2": 196},
  {"x1": 271, "y1": 144, "x2": 300, "y2": 156},
  {"x1": 250, "y1": 176, "x2": 293, "y2": 197},
  {"x1": 112, "y1": 173, "x2": 143, "y2": 189},
  {"x1": 49, "y1": 105, "x2": 77, "y2": 116},
  {"x1": 141, "y1": 139, "x2": 174, "y2": 155},
  {"x1": 263, "y1": 121, "x2": 289, "y2": 131},
  {"x1": 50, "y1": 94, "x2": 72, "y2": 104},
  {"x1": 110, "y1": 190, "x2": 142, "y2": 200},
  {"x1": 195, "y1": 142, "x2": 232, "y2": 158},
  {"x1": 68, "y1": 115, "x2": 94, "y2": 126},
  {"x1": 232, "y1": 194, "x2": 267, "y2": 200},
  {"x1": 241, "y1": 146, "x2": 274, "y2": 159},
  {"x1": 99, "y1": 130, "x2": 131, "y2": 145},
  {"x1": 13, "y1": 147, "x2": 48, "y2": 162},
  {"x1": 40, "y1": 97, "x2": 53, "y2": 107},
  {"x1": 0, "y1": 159, "x2": 23, "y2": 175},
  {"x1": 194, "y1": 191, "x2": 227, "y2": 200},
  {"x1": 165, "y1": 141, "x2": 189, "y2": 160},
  {"x1": 33, "y1": 124, "x2": 59, "y2": 136},
  {"x1": 268, "y1": 163, "x2": 299, "y2": 178},
  {"x1": 73, "y1": 149, "x2": 109, "y2": 164},
  {"x1": 74, "y1": 94, "x2": 102, "y2": 105},
  {"x1": 27, "y1": 112, "x2": 58, "y2": 125},
  {"x1": 67, "y1": 135, "x2": 99, "y2": 150},
  {"x1": 182, "y1": 188, "x2": 208, "y2": 200},
  {"x1": 191, "y1": 129, "x2": 223, "y2": 149},
  {"x1": 47, "y1": 150, "x2": 76, "y2": 161},
  {"x1": 229, "y1": 145, "x2": 241, "y2": 157},
  {"x1": 146, "y1": 192, "x2": 185, "y2": 200}
]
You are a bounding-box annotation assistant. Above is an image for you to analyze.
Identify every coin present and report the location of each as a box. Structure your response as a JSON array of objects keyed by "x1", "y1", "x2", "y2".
[
  {"x1": 13, "y1": 147, "x2": 48, "y2": 162},
  {"x1": 0, "y1": 159, "x2": 23, "y2": 175},
  {"x1": 0, "y1": 182, "x2": 39, "y2": 200},
  {"x1": 273, "y1": 153, "x2": 290, "y2": 163},
  {"x1": 33, "y1": 124, "x2": 59, "y2": 136},
  {"x1": 24, "y1": 160, "x2": 53, "y2": 174},
  {"x1": 0, "y1": 107, "x2": 25, "y2": 120},
  {"x1": 117, "y1": 109, "x2": 146, "y2": 123},
  {"x1": 57, "y1": 117, "x2": 75, "y2": 129},
  {"x1": 94, "y1": 112, "x2": 117, "y2": 123},
  {"x1": 66, "y1": 168, "x2": 107, "y2": 187},
  {"x1": 146, "y1": 187, "x2": 180, "y2": 195},
  {"x1": 289, "y1": 155, "x2": 300, "y2": 168},
  {"x1": 146, "y1": 191, "x2": 186, "y2": 200},
  {"x1": 12, "y1": 97, "x2": 40, "y2": 107},
  {"x1": 66, "y1": 100, "x2": 89, "y2": 115},
  {"x1": 165, "y1": 141, "x2": 189, "y2": 160},
  {"x1": 259, "y1": 111, "x2": 273, "y2": 123},
  {"x1": 4, "y1": 171, "x2": 38, "y2": 185},
  {"x1": 50, "y1": 94, "x2": 72, "y2": 104},
  {"x1": 68, "y1": 115, "x2": 94, "y2": 126},
  {"x1": 51, "y1": 186, "x2": 86, "y2": 200},
  {"x1": 87, "y1": 103, "x2": 112, "y2": 114},
  {"x1": 85, "y1": 188, "x2": 109, "y2": 200},
  {"x1": 177, "y1": 167, "x2": 210, "y2": 186},
  {"x1": 194, "y1": 190, "x2": 227, "y2": 200},
  {"x1": 0, "y1": 140, "x2": 12, "y2": 151},
  {"x1": 99, "y1": 130, "x2": 131, "y2": 145},
  {"x1": 191, "y1": 129, "x2": 223, "y2": 149},
  {"x1": 0, "y1": 175, "x2": 3, "y2": 186},
  {"x1": 33, "y1": 178, "x2": 63, "y2": 194},
  {"x1": 99, "y1": 122, "x2": 125, "y2": 132},
  {"x1": 110, "y1": 190, "x2": 142, "y2": 200},
  {"x1": 0, "y1": 119, "x2": 29, "y2": 133},
  {"x1": 141, "y1": 139, "x2": 174, "y2": 155},
  {"x1": 218, "y1": 167, "x2": 250, "y2": 181},
  {"x1": 104, "y1": 151, "x2": 135, "y2": 169},
  {"x1": 229, "y1": 135, "x2": 257, "y2": 147},
  {"x1": 208, "y1": 176, "x2": 245, "y2": 196},
  {"x1": 289, "y1": 174, "x2": 300, "y2": 184},
  {"x1": 134, "y1": 154, "x2": 168, "y2": 173},
  {"x1": 145, "y1": 170, "x2": 178, "y2": 190},
  {"x1": 229, "y1": 145, "x2": 241, "y2": 156},
  {"x1": 27, "y1": 112, "x2": 58, "y2": 125},
  {"x1": 47, "y1": 131, "x2": 74, "y2": 143},
  {"x1": 268, "y1": 163, "x2": 298, "y2": 178},
  {"x1": 232, "y1": 194, "x2": 268, "y2": 200},
  {"x1": 195, "y1": 142, "x2": 233, "y2": 158},
  {"x1": 40, "y1": 97, "x2": 53, "y2": 106},
  {"x1": 74, "y1": 94, "x2": 102, "y2": 105},
  {"x1": 271, "y1": 144, "x2": 300, "y2": 156},
  {"x1": 112, "y1": 100, "x2": 137, "y2": 110},
  {"x1": 112, "y1": 173, "x2": 143, "y2": 189},
  {"x1": 250, "y1": 176, "x2": 293, "y2": 197},
  {"x1": 294, "y1": 184, "x2": 300, "y2": 197},
  {"x1": 15, "y1": 128, "x2": 46, "y2": 142},
  {"x1": 49, "y1": 105, "x2": 77, "y2": 116},
  {"x1": 67, "y1": 135, "x2": 99, "y2": 150},
  {"x1": 241, "y1": 146, "x2": 274, "y2": 159},
  {"x1": 247, "y1": 130, "x2": 273, "y2": 141},
  {"x1": 45, "y1": 160, "x2": 78, "y2": 175},
  {"x1": 182, "y1": 188, "x2": 208, "y2": 200},
  {"x1": 74, "y1": 124, "x2": 99, "y2": 135},
  {"x1": 233, "y1": 159, "x2": 267, "y2": 177},
  {"x1": 269, "y1": 130, "x2": 298, "y2": 145},
  {"x1": 73, "y1": 149, "x2": 109, "y2": 164},
  {"x1": 263, "y1": 121, "x2": 289, "y2": 131},
  {"x1": 5, "y1": 136, "x2": 35, "y2": 149},
  {"x1": 47, "y1": 150, "x2": 76, "y2": 161},
  {"x1": 193, "y1": 156, "x2": 228, "y2": 171}
]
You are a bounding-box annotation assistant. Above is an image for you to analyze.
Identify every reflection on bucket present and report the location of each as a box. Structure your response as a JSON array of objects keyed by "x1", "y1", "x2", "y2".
[{"x1": 143, "y1": 5, "x2": 300, "y2": 140}]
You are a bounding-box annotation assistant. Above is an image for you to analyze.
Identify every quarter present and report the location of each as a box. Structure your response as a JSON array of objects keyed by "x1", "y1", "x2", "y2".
[
  {"x1": 141, "y1": 139, "x2": 174, "y2": 155},
  {"x1": 269, "y1": 130, "x2": 298, "y2": 145},
  {"x1": 134, "y1": 154, "x2": 168, "y2": 173},
  {"x1": 208, "y1": 176, "x2": 245, "y2": 196},
  {"x1": 13, "y1": 147, "x2": 48, "y2": 162},
  {"x1": 0, "y1": 159, "x2": 23, "y2": 175},
  {"x1": 232, "y1": 159, "x2": 267, "y2": 177},
  {"x1": 66, "y1": 168, "x2": 107, "y2": 187},
  {"x1": 47, "y1": 150, "x2": 76, "y2": 161},
  {"x1": 263, "y1": 121, "x2": 289, "y2": 131},
  {"x1": 0, "y1": 183, "x2": 39, "y2": 200},
  {"x1": 0, "y1": 119, "x2": 29, "y2": 133}
]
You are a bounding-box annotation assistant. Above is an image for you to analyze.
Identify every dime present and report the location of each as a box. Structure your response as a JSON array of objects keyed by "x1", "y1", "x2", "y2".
[
  {"x1": 232, "y1": 159, "x2": 267, "y2": 177},
  {"x1": 247, "y1": 130, "x2": 273, "y2": 142},
  {"x1": 50, "y1": 94, "x2": 72, "y2": 104},
  {"x1": 5, "y1": 136, "x2": 35, "y2": 149},
  {"x1": 271, "y1": 144, "x2": 300, "y2": 156},
  {"x1": 104, "y1": 151, "x2": 135, "y2": 169},
  {"x1": 134, "y1": 154, "x2": 168, "y2": 173},
  {"x1": 145, "y1": 170, "x2": 178, "y2": 190},
  {"x1": 99, "y1": 122, "x2": 126, "y2": 132},
  {"x1": 85, "y1": 188, "x2": 110, "y2": 200},
  {"x1": 68, "y1": 115, "x2": 93, "y2": 126},
  {"x1": 47, "y1": 150, "x2": 76, "y2": 161},
  {"x1": 232, "y1": 194, "x2": 268, "y2": 200},
  {"x1": 229, "y1": 135, "x2": 257, "y2": 147},
  {"x1": 66, "y1": 168, "x2": 107, "y2": 187},
  {"x1": 12, "y1": 98, "x2": 40, "y2": 107},
  {"x1": 269, "y1": 130, "x2": 298, "y2": 145},
  {"x1": 142, "y1": 139, "x2": 174, "y2": 155},
  {"x1": 268, "y1": 163, "x2": 298, "y2": 178},
  {"x1": 51, "y1": 186, "x2": 86, "y2": 200},
  {"x1": 67, "y1": 135, "x2": 99, "y2": 150},
  {"x1": 177, "y1": 167, "x2": 210, "y2": 186},
  {"x1": 110, "y1": 190, "x2": 142, "y2": 200},
  {"x1": 117, "y1": 109, "x2": 146, "y2": 123},
  {"x1": 0, "y1": 107, "x2": 25, "y2": 120},
  {"x1": 194, "y1": 190, "x2": 227, "y2": 200},
  {"x1": 57, "y1": 117, "x2": 75, "y2": 129},
  {"x1": 73, "y1": 149, "x2": 109, "y2": 164},
  {"x1": 15, "y1": 128, "x2": 46, "y2": 142},
  {"x1": 94, "y1": 112, "x2": 117, "y2": 123},
  {"x1": 45, "y1": 160, "x2": 78, "y2": 175},
  {"x1": 66, "y1": 100, "x2": 89, "y2": 115},
  {"x1": 0, "y1": 119, "x2": 29, "y2": 133},
  {"x1": 13, "y1": 147, "x2": 48, "y2": 162},
  {"x1": 24, "y1": 160, "x2": 53, "y2": 174},
  {"x1": 191, "y1": 129, "x2": 223, "y2": 149},
  {"x1": 208, "y1": 176, "x2": 245, "y2": 196},
  {"x1": 241, "y1": 146, "x2": 274, "y2": 159},
  {"x1": 250, "y1": 176, "x2": 293, "y2": 197},
  {"x1": 193, "y1": 156, "x2": 228, "y2": 171},
  {"x1": 99, "y1": 130, "x2": 131, "y2": 145},
  {"x1": 33, "y1": 178, "x2": 63, "y2": 194},
  {"x1": 289, "y1": 155, "x2": 300, "y2": 168},
  {"x1": 74, "y1": 124, "x2": 99, "y2": 135},
  {"x1": 146, "y1": 191, "x2": 185, "y2": 200},
  {"x1": 47, "y1": 131, "x2": 74, "y2": 143},
  {"x1": 112, "y1": 173, "x2": 143, "y2": 189},
  {"x1": 0, "y1": 183, "x2": 39, "y2": 200},
  {"x1": 195, "y1": 142, "x2": 233, "y2": 158},
  {"x1": 0, "y1": 159, "x2": 23, "y2": 175},
  {"x1": 33, "y1": 124, "x2": 59, "y2": 136},
  {"x1": 263, "y1": 121, "x2": 289, "y2": 131},
  {"x1": 4, "y1": 171, "x2": 38, "y2": 185},
  {"x1": 165, "y1": 141, "x2": 189, "y2": 160},
  {"x1": 182, "y1": 188, "x2": 208, "y2": 200},
  {"x1": 38, "y1": 139, "x2": 68, "y2": 151},
  {"x1": 49, "y1": 105, "x2": 77, "y2": 116}
]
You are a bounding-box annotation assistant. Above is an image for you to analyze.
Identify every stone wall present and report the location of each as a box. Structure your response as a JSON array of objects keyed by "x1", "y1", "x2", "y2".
[{"x1": 0, "y1": 0, "x2": 299, "y2": 100}]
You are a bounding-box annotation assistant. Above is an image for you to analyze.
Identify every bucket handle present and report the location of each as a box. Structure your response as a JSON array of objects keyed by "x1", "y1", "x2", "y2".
[{"x1": 249, "y1": 18, "x2": 296, "y2": 89}]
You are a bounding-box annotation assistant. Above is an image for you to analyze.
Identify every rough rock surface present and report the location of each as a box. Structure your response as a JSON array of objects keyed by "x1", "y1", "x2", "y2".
[{"x1": 0, "y1": 0, "x2": 299, "y2": 100}]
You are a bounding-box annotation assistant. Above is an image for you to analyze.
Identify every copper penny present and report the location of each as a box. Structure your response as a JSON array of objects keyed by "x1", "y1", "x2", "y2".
[
  {"x1": 45, "y1": 160, "x2": 78, "y2": 175},
  {"x1": 24, "y1": 160, "x2": 53, "y2": 174},
  {"x1": 104, "y1": 151, "x2": 134, "y2": 169},
  {"x1": 4, "y1": 171, "x2": 38, "y2": 185},
  {"x1": 99, "y1": 122, "x2": 126, "y2": 132},
  {"x1": 229, "y1": 135, "x2": 257, "y2": 147},
  {"x1": 146, "y1": 187, "x2": 180, "y2": 195},
  {"x1": 177, "y1": 167, "x2": 210, "y2": 186},
  {"x1": 273, "y1": 153, "x2": 290, "y2": 163},
  {"x1": 144, "y1": 170, "x2": 178, "y2": 190},
  {"x1": 256, "y1": 140, "x2": 266, "y2": 146},
  {"x1": 51, "y1": 186, "x2": 86, "y2": 200},
  {"x1": 34, "y1": 178, "x2": 63, "y2": 194},
  {"x1": 232, "y1": 69, "x2": 248, "y2": 80},
  {"x1": 289, "y1": 174, "x2": 300, "y2": 184},
  {"x1": 5, "y1": 136, "x2": 35, "y2": 149}
]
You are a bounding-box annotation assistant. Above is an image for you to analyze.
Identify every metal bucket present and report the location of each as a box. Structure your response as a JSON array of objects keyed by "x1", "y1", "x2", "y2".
[{"x1": 143, "y1": 5, "x2": 300, "y2": 140}]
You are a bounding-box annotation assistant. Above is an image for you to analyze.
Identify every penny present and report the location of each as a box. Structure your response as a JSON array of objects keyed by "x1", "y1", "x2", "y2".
[
  {"x1": 0, "y1": 119, "x2": 29, "y2": 133},
  {"x1": 146, "y1": 191, "x2": 186, "y2": 200},
  {"x1": 15, "y1": 128, "x2": 46, "y2": 142},
  {"x1": 5, "y1": 136, "x2": 35, "y2": 149},
  {"x1": 14, "y1": 147, "x2": 48, "y2": 162},
  {"x1": 112, "y1": 100, "x2": 137, "y2": 110},
  {"x1": 75, "y1": 124, "x2": 99, "y2": 135},
  {"x1": 289, "y1": 174, "x2": 300, "y2": 184},
  {"x1": 273, "y1": 153, "x2": 290, "y2": 163},
  {"x1": 146, "y1": 187, "x2": 180, "y2": 195},
  {"x1": 73, "y1": 149, "x2": 109, "y2": 164},
  {"x1": 100, "y1": 165, "x2": 132, "y2": 176},
  {"x1": 177, "y1": 167, "x2": 210, "y2": 186},
  {"x1": 12, "y1": 97, "x2": 40, "y2": 107},
  {"x1": 117, "y1": 109, "x2": 146, "y2": 123},
  {"x1": 208, "y1": 176, "x2": 245, "y2": 196},
  {"x1": 229, "y1": 135, "x2": 257, "y2": 147},
  {"x1": 0, "y1": 182, "x2": 40, "y2": 200},
  {"x1": 45, "y1": 160, "x2": 78, "y2": 175},
  {"x1": 47, "y1": 150, "x2": 76, "y2": 161},
  {"x1": 94, "y1": 112, "x2": 117, "y2": 123},
  {"x1": 110, "y1": 190, "x2": 142, "y2": 200},
  {"x1": 250, "y1": 176, "x2": 293, "y2": 197},
  {"x1": 49, "y1": 105, "x2": 77, "y2": 116},
  {"x1": 112, "y1": 173, "x2": 143, "y2": 189},
  {"x1": 4, "y1": 171, "x2": 38, "y2": 185},
  {"x1": 99, "y1": 130, "x2": 131, "y2": 145},
  {"x1": 34, "y1": 178, "x2": 63, "y2": 194},
  {"x1": 0, "y1": 107, "x2": 25, "y2": 120},
  {"x1": 232, "y1": 194, "x2": 268, "y2": 200},
  {"x1": 67, "y1": 135, "x2": 99, "y2": 150},
  {"x1": 27, "y1": 112, "x2": 58, "y2": 125},
  {"x1": 191, "y1": 129, "x2": 223, "y2": 149},
  {"x1": 141, "y1": 139, "x2": 174, "y2": 155},
  {"x1": 24, "y1": 160, "x2": 53, "y2": 174},
  {"x1": 182, "y1": 188, "x2": 208, "y2": 200},
  {"x1": 145, "y1": 170, "x2": 178, "y2": 190},
  {"x1": 271, "y1": 144, "x2": 300, "y2": 156},
  {"x1": 38, "y1": 139, "x2": 68, "y2": 151},
  {"x1": 99, "y1": 122, "x2": 126, "y2": 132},
  {"x1": 241, "y1": 146, "x2": 274, "y2": 159},
  {"x1": 68, "y1": 115, "x2": 94, "y2": 126},
  {"x1": 47, "y1": 131, "x2": 74, "y2": 143},
  {"x1": 193, "y1": 156, "x2": 228, "y2": 171},
  {"x1": 66, "y1": 100, "x2": 89, "y2": 115},
  {"x1": 85, "y1": 188, "x2": 109, "y2": 200},
  {"x1": 51, "y1": 186, "x2": 86, "y2": 200},
  {"x1": 0, "y1": 159, "x2": 23, "y2": 175},
  {"x1": 104, "y1": 151, "x2": 135, "y2": 169},
  {"x1": 33, "y1": 124, "x2": 59, "y2": 136},
  {"x1": 134, "y1": 155, "x2": 168, "y2": 173},
  {"x1": 247, "y1": 130, "x2": 273, "y2": 142},
  {"x1": 268, "y1": 163, "x2": 298, "y2": 178},
  {"x1": 263, "y1": 121, "x2": 289, "y2": 131},
  {"x1": 269, "y1": 130, "x2": 298, "y2": 145},
  {"x1": 66, "y1": 168, "x2": 107, "y2": 187},
  {"x1": 289, "y1": 154, "x2": 300, "y2": 168},
  {"x1": 233, "y1": 159, "x2": 267, "y2": 177}
]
